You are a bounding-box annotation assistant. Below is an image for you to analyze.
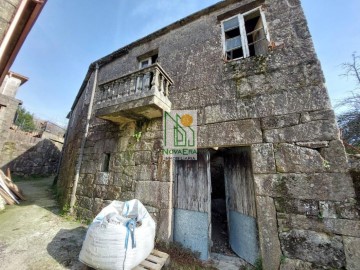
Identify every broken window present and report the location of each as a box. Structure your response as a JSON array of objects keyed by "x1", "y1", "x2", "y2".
[
  {"x1": 138, "y1": 54, "x2": 158, "y2": 69},
  {"x1": 222, "y1": 8, "x2": 269, "y2": 61},
  {"x1": 137, "y1": 53, "x2": 158, "y2": 91},
  {"x1": 101, "y1": 153, "x2": 110, "y2": 172}
]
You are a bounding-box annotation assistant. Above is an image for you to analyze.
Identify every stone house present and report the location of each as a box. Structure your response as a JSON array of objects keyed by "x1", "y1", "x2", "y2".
[{"x1": 57, "y1": 0, "x2": 360, "y2": 269}]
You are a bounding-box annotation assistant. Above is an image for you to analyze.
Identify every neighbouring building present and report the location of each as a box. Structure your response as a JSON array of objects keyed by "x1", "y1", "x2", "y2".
[
  {"x1": 57, "y1": 0, "x2": 360, "y2": 269},
  {"x1": 0, "y1": 71, "x2": 65, "y2": 176}
]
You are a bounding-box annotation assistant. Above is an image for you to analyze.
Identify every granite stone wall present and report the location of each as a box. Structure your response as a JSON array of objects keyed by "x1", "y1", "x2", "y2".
[{"x1": 58, "y1": 0, "x2": 359, "y2": 268}]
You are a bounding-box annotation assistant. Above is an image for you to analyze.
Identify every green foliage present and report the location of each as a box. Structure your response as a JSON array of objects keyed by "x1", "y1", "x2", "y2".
[
  {"x1": 323, "y1": 160, "x2": 331, "y2": 169},
  {"x1": 133, "y1": 131, "x2": 142, "y2": 142},
  {"x1": 14, "y1": 105, "x2": 36, "y2": 132},
  {"x1": 253, "y1": 258, "x2": 263, "y2": 270}
]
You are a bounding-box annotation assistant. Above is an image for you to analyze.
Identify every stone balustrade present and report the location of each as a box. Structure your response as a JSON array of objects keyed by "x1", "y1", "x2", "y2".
[{"x1": 95, "y1": 63, "x2": 173, "y2": 123}]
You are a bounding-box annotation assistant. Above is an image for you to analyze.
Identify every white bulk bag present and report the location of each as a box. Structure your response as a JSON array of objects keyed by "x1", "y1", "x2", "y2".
[{"x1": 79, "y1": 199, "x2": 156, "y2": 270}]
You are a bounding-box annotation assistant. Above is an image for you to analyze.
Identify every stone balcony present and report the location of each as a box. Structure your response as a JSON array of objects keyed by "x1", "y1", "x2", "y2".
[{"x1": 95, "y1": 63, "x2": 173, "y2": 124}]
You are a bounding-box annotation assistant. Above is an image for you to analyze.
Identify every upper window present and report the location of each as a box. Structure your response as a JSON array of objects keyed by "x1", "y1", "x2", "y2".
[
  {"x1": 138, "y1": 54, "x2": 158, "y2": 69},
  {"x1": 222, "y1": 8, "x2": 269, "y2": 61}
]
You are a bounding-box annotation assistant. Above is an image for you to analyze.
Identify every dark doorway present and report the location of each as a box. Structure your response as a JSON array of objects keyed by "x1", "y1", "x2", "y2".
[
  {"x1": 210, "y1": 150, "x2": 234, "y2": 255},
  {"x1": 210, "y1": 147, "x2": 259, "y2": 264}
]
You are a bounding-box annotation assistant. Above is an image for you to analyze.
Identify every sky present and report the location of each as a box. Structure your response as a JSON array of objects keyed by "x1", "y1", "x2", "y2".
[{"x1": 11, "y1": 0, "x2": 360, "y2": 127}]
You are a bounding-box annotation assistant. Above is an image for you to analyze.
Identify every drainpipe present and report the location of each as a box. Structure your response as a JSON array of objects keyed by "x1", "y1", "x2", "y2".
[{"x1": 69, "y1": 63, "x2": 99, "y2": 214}]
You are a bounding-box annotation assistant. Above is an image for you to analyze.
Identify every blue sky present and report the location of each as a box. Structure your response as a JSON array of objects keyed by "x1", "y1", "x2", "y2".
[{"x1": 11, "y1": 0, "x2": 360, "y2": 127}]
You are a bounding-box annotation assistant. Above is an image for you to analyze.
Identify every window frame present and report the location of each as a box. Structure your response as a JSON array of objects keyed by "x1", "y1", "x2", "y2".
[
  {"x1": 221, "y1": 7, "x2": 270, "y2": 61},
  {"x1": 139, "y1": 57, "x2": 152, "y2": 69}
]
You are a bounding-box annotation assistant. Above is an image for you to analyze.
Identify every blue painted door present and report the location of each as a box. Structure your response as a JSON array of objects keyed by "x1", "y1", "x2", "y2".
[
  {"x1": 173, "y1": 150, "x2": 211, "y2": 260},
  {"x1": 223, "y1": 148, "x2": 259, "y2": 265}
]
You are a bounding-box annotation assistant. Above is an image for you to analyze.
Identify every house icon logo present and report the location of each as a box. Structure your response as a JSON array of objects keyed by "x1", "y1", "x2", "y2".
[{"x1": 163, "y1": 110, "x2": 197, "y2": 160}]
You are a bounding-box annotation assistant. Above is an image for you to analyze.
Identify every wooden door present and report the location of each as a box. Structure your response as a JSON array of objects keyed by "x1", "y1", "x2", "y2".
[
  {"x1": 173, "y1": 150, "x2": 211, "y2": 260},
  {"x1": 223, "y1": 148, "x2": 259, "y2": 265}
]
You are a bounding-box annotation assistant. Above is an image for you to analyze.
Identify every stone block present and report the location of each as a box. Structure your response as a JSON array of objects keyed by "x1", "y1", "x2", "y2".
[
  {"x1": 343, "y1": 236, "x2": 360, "y2": 270},
  {"x1": 319, "y1": 201, "x2": 337, "y2": 218},
  {"x1": 274, "y1": 198, "x2": 319, "y2": 216},
  {"x1": 320, "y1": 140, "x2": 348, "y2": 172},
  {"x1": 119, "y1": 191, "x2": 135, "y2": 201},
  {"x1": 134, "y1": 164, "x2": 157, "y2": 181},
  {"x1": 280, "y1": 258, "x2": 329, "y2": 270},
  {"x1": 264, "y1": 120, "x2": 338, "y2": 143},
  {"x1": 135, "y1": 181, "x2": 170, "y2": 208},
  {"x1": 295, "y1": 141, "x2": 329, "y2": 148},
  {"x1": 205, "y1": 86, "x2": 331, "y2": 123},
  {"x1": 156, "y1": 209, "x2": 173, "y2": 242},
  {"x1": 112, "y1": 173, "x2": 134, "y2": 191},
  {"x1": 309, "y1": 110, "x2": 335, "y2": 121},
  {"x1": 198, "y1": 119, "x2": 262, "y2": 148},
  {"x1": 156, "y1": 159, "x2": 172, "y2": 182},
  {"x1": 251, "y1": 143, "x2": 276, "y2": 173},
  {"x1": 237, "y1": 86, "x2": 331, "y2": 120},
  {"x1": 141, "y1": 130, "x2": 163, "y2": 140},
  {"x1": 107, "y1": 186, "x2": 121, "y2": 200},
  {"x1": 145, "y1": 119, "x2": 163, "y2": 131},
  {"x1": 92, "y1": 198, "x2": 104, "y2": 215},
  {"x1": 278, "y1": 213, "x2": 360, "y2": 237},
  {"x1": 77, "y1": 196, "x2": 93, "y2": 210},
  {"x1": 94, "y1": 185, "x2": 108, "y2": 198},
  {"x1": 256, "y1": 196, "x2": 281, "y2": 270},
  {"x1": 103, "y1": 138, "x2": 119, "y2": 153},
  {"x1": 261, "y1": 113, "x2": 300, "y2": 130},
  {"x1": 274, "y1": 143, "x2": 325, "y2": 173},
  {"x1": 334, "y1": 200, "x2": 360, "y2": 220},
  {"x1": 95, "y1": 172, "x2": 110, "y2": 185},
  {"x1": 133, "y1": 151, "x2": 152, "y2": 165},
  {"x1": 255, "y1": 173, "x2": 355, "y2": 201},
  {"x1": 300, "y1": 112, "x2": 311, "y2": 123},
  {"x1": 279, "y1": 229, "x2": 345, "y2": 268}
]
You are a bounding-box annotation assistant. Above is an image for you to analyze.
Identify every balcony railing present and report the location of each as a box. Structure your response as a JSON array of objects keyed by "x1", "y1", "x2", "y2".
[{"x1": 95, "y1": 63, "x2": 173, "y2": 123}]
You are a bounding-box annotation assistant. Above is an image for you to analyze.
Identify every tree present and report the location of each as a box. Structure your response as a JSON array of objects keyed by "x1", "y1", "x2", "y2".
[
  {"x1": 336, "y1": 53, "x2": 360, "y2": 149},
  {"x1": 14, "y1": 105, "x2": 36, "y2": 132}
]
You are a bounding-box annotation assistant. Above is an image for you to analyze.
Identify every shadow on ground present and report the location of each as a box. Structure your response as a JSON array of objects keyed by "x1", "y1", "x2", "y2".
[{"x1": 47, "y1": 227, "x2": 87, "y2": 269}]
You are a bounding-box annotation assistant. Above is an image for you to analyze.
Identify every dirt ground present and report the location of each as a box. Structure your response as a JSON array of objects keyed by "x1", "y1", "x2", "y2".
[
  {"x1": 0, "y1": 177, "x2": 87, "y2": 270},
  {"x1": 0, "y1": 177, "x2": 251, "y2": 270}
]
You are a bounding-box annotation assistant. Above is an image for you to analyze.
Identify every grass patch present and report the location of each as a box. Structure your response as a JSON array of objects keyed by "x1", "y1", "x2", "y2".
[{"x1": 155, "y1": 241, "x2": 216, "y2": 270}]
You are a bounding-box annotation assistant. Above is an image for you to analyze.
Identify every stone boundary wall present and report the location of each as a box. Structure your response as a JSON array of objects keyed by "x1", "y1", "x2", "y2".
[{"x1": 0, "y1": 129, "x2": 62, "y2": 176}]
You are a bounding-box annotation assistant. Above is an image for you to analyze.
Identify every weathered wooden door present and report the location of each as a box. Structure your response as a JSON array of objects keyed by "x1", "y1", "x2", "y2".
[
  {"x1": 223, "y1": 148, "x2": 259, "y2": 265},
  {"x1": 173, "y1": 150, "x2": 211, "y2": 260}
]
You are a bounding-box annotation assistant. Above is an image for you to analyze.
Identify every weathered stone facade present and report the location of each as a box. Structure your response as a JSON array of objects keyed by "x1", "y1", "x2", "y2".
[{"x1": 58, "y1": 0, "x2": 360, "y2": 268}]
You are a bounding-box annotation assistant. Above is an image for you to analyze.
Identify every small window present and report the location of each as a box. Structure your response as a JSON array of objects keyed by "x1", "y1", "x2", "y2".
[
  {"x1": 101, "y1": 153, "x2": 110, "y2": 172},
  {"x1": 222, "y1": 8, "x2": 269, "y2": 60},
  {"x1": 139, "y1": 54, "x2": 158, "y2": 69}
]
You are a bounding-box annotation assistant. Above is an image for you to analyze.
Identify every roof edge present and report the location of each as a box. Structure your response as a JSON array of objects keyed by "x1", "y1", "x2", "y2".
[{"x1": 70, "y1": 0, "x2": 249, "y2": 111}]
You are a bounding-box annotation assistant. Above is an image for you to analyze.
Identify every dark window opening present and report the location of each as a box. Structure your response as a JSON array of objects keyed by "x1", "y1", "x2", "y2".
[
  {"x1": 244, "y1": 11, "x2": 268, "y2": 57},
  {"x1": 102, "y1": 153, "x2": 110, "y2": 172},
  {"x1": 225, "y1": 28, "x2": 240, "y2": 39},
  {"x1": 151, "y1": 54, "x2": 158, "y2": 64},
  {"x1": 227, "y1": 48, "x2": 244, "y2": 61},
  {"x1": 210, "y1": 151, "x2": 234, "y2": 255},
  {"x1": 222, "y1": 9, "x2": 268, "y2": 60}
]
